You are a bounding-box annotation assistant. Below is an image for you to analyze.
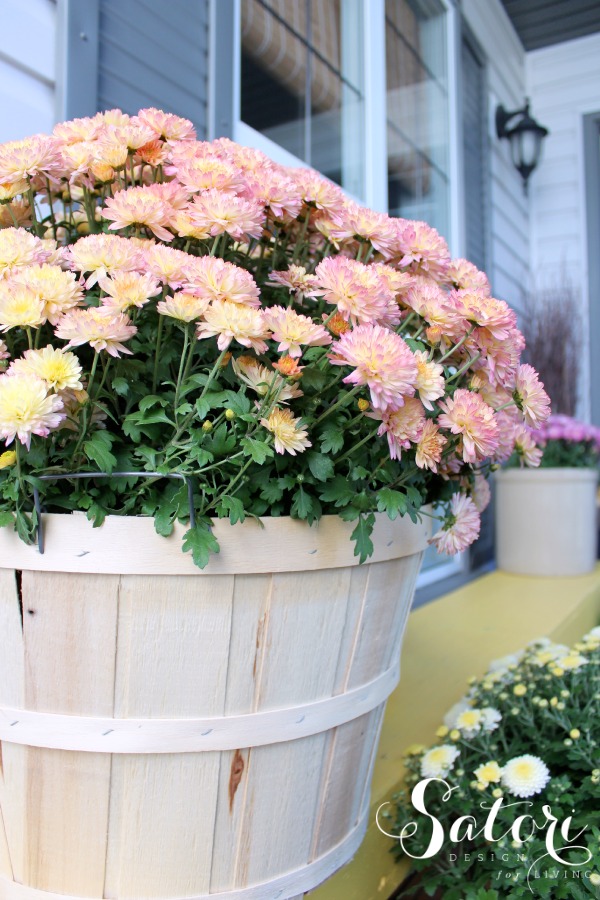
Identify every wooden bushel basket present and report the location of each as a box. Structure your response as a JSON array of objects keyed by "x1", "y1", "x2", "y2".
[{"x1": 0, "y1": 511, "x2": 430, "y2": 899}]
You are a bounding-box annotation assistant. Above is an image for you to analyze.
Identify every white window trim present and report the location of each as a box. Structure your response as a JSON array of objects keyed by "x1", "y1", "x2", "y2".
[{"x1": 233, "y1": 0, "x2": 466, "y2": 586}]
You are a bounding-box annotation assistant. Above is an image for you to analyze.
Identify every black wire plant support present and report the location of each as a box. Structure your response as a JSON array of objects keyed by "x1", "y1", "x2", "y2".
[{"x1": 31, "y1": 472, "x2": 196, "y2": 554}]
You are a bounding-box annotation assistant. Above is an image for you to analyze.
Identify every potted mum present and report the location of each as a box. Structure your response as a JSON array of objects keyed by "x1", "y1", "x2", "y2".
[
  {"x1": 384, "y1": 628, "x2": 600, "y2": 899},
  {"x1": 495, "y1": 414, "x2": 600, "y2": 576},
  {"x1": 0, "y1": 108, "x2": 547, "y2": 899}
]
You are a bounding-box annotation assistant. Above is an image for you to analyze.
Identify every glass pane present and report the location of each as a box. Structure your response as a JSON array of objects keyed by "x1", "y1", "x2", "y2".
[
  {"x1": 241, "y1": 0, "x2": 365, "y2": 199},
  {"x1": 385, "y1": 0, "x2": 449, "y2": 234}
]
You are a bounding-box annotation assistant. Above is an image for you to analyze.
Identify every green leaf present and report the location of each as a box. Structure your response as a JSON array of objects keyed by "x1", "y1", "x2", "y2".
[
  {"x1": 111, "y1": 376, "x2": 129, "y2": 397},
  {"x1": 291, "y1": 486, "x2": 314, "y2": 520},
  {"x1": 306, "y1": 451, "x2": 334, "y2": 482},
  {"x1": 406, "y1": 485, "x2": 423, "y2": 506},
  {"x1": 222, "y1": 389, "x2": 251, "y2": 415},
  {"x1": 241, "y1": 437, "x2": 273, "y2": 465},
  {"x1": 376, "y1": 488, "x2": 408, "y2": 520},
  {"x1": 351, "y1": 513, "x2": 375, "y2": 564},
  {"x1": 217, "y1": 495, "x2": 246, "y2": 525},
  {"x1": 300, "y1": 367, "x2": 327, "y2": 391},
  {"x1": 195, "y1": 391, "x2": 228, "y2": 420},
  {"x1": 83, "y1": 431, "x2": 117, "y2": 473},
  {"x1": 319, "y1": 422, "x2": 344, "y2": 455},
  {"x1": 139, "y1": 394, "x2": 166, "y2": 413},
  {"x1": 154, "y1": 506, "x2": 175, "y2": 537},
  {"x1": 0, "y1": 510, "x2": 14, "y2": 528},
  {"x1": 86, "y1": 502, "x2": 107, "y2": 528},
  {"x1": 182, "y1": 523, "x2": 220, "y2": 569},
  {"x1": 259, "y1": 480, "x2": 284, "y2": 504},
  {"x1": 319, "y1": 476, "x2": 356, "y2": 507}
]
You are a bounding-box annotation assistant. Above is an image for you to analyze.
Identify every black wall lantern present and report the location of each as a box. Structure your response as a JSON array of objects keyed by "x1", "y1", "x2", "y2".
[{"x1": 496, "y1": 99, "x2": 549, "y2": 194}]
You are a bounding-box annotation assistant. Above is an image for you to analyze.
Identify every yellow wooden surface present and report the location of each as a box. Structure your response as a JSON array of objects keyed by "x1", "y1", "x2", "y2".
[{"x1": 309, "y1": 565, "x2": 600, "y2": 900}]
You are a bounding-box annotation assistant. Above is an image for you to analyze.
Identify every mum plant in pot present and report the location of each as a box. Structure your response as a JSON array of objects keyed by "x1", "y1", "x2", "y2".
[
  {"x1": 0, "y1": 108, "x2": 548, "y2": 899},
  {"x1": 495, "y1": 414, "x2": 600, "y2": 577}
]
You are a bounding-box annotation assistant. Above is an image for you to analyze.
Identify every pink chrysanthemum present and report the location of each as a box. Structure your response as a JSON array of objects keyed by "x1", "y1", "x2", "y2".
[
  {"x1": 156, "y1": 292, "x2": 209, "y2": 323},
  {"x1": 134, "y1": 108, "x2": 196, "y2": 142},
  {"x1": 311, "y1": 257, "x2": 399, "y2": 327},
  {"x1": 371, "y1": 398, "x2": 426, "y2": 460},
  {"x1": 98, "y1": 271, "x2": 161, "y2": 312},
  {"x1": 430, "y1": 493, "x2": 481, "y2": 555},
  {"x1": 405, "y1": 278, "x2": 465, "y2": 344},
  {"x1": 184, "y1": 257, "x2": 260, "y2": 307},
  {"x1": 9, "y1": 346, "x2": 83, "y2": 393},
  {"x1": 415, "y1": 420, "x2": 447, "y2": 472},
  {"x1": 0, "y1": 134, "x2": 62, "y2": 185},
  {"x1": 267, "y1": 265, "x2": 317, "y2": 301},
  {"x1": 0, "y1": 228, "x2": 50, "y2": 274},
  {"x1": 391, "y1": 219, "x2": 451, "y2": 281},
  {"x1": 414, "y1": 350, "x2": 445, "y2": 410},
  {"x1": 0, "y1": 282, "x2": 46, "y2": 331},
  {"x1": 102, "y1": 186, "x2": 174, "y2": 242},
  {"x1": 196, "y1": 300, "x2": 269, "y2": 353},
  {"x1": 513, "y1": 364, "x2": 551, "y2": 428},
  {"x1": 181, "y1": 189, "x2": 265, "y2": 241},
  {"x1": 263, "y1": 306, "x2": 332, "y2": 358},
  {"x1": 0, "y1": 373, "x2": 65, "y2": 449},
  {"x1": 289, "y1": 168, "x2": 345, "y2": 213},
  {"x1": 9, "y1": 264, "x2": 83, "y2": 325},
  {"x1": 142, "y1": 243, "x2": 191, "y2": 289},
  {"x1": 437, "y1": 388, "x2": 499, "y2": 463},
  {"x1": 245, "y1": 169, "x2": 303, "y2": 221},
  {"x1": 513, "y1": 423, "x2": 543, "y2": 467},
  {"x1": 445, "y1": 258, "x2": 491, "y2": 296},
  {"x1": 327, "y1": 202, "x2": 396, "y2": 257},
  {"x1": 232, "y1": 356, "x2": 302, "y2": 403},
  {"x1": 451, "y1": 290, "x2": 516, "y2": 341},
  {"x1": 55, "y1": 308, "x2": 137, "y2": 357},
  {"x1": 329, "y1": 324, "x2": 418, "y2": 410},
  {"x1": 67, "y1": 234, "x2": 142, "y2": 286},
  {"x1": 174, "y1": 156, "x2": 246, "y2": 194}
]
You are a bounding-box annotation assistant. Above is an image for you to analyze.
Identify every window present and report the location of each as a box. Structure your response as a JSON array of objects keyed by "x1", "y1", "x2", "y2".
[{"x1": 239, "y1": 0, "x2": 365, "y2": 200}]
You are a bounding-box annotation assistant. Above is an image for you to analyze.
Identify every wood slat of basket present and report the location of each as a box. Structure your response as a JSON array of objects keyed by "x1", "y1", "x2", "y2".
[
  {"x1": 104, "y1": 574, "x2": 235, "y2": 899},
  {"x1": 20, "y1": 572, "x2": 119, "y2": 897}
]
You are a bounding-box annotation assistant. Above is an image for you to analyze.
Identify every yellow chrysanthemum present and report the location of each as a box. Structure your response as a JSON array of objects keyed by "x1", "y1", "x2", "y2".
[
  {"x1": 474, "y1": 761, "x2": 503, "y2": 786},
  {"x1": 0, "y1": 283, "x2": 46, "y2": 331},
  {"x1": 0, "y1": 373, "x2": 64, "y2": 448},
  {"x1": 260, "y1": 407, "x2": 311, "y2": 456},
  {"x1": 0, "y1": 449, "x2": 16, "y2": 468},
  {"x1": 10, "y1": 263, "x2": 83, "y2": 325},
  {"x1": 9, "y1": 346, "x2": 83, "y2": 392}
]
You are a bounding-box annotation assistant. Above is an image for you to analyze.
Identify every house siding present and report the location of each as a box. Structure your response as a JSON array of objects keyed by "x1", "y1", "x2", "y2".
[
  {"x1": 0, "y1": 0, "x2": 56, "y2": 143},
  {"x1": 462, "y1": 0, "x2": 528, "y2": 312}
]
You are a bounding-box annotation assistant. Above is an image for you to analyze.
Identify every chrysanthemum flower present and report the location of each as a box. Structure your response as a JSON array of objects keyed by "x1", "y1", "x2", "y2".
[
  {"x1": 474, "y1": 761, "x2": 503, "y2": 786},
  {"x1": 0, "y1": 449, "x2": 16, "y2": 468},
  {"x1": 329, "y1": 324, "x2": 418, "y2": 410},
  {"x1": 451, "y1": 290, "x2": 516, "y2": 341},
  {"x1": 264, "y1": 306, "x2": 332, "y2": 358},
  {"x1": 311, "y1": 257, "x2": 399, "y2": 327},
  {"x1": 0, "y1": 228, "x2": 49, "y2": 274},
  {"x1": 67, "y1": 234, "x2": 142, "y2": 286},
  {"x1": 55, "y1": 308, "x2": 137, "y2": 357},
  {"x1": 9, "y1": 346, "x2": 83, "y2": 392},
  {"x1": 414, "y1": 350, "x2": 445, "y2": 410},
  {"x1": 272, "y1": 355, "x2": 303, "y2": 378},
  {"x1": 420, "y1": 744, "x2": 460, "y2": 778},
  {"x1": 246, "y1": 169, "x2": 303, "y2": 220},
  {"x1": 98, "y1": 271, "x2": 161, "y2": 312},
  {"x1": 289, "y1": 168, "x2": 345, "y2": 212},
  {"x1": 196, "y1": 300, "x2": 269, "y2": 353},
  {"x1": 174, "y1": 156, "x2": 245, "y2": 194},
  {"x1": 392, "y1": 219, "x2": 451, "y2": 281},
  {"x1": 324, "y1": 312, "x2": 352, "y2": 336},
  {"x1": 181, "y1": 189, "x2": 265, "y2": 241},
  {"x1": 327, "y1": 201, "x2": 396, "y2": 257},
  {"x1": 501, "y1": 755, "x2": 550, "y2": 798},
  {"x1": 471, "y1": 473, "x2": 492, "y2": 512},
  {"x1": 415, "y1": 420, "x2": 447, "y2": 472},
  {"x1": 0, "y1": 373, "x2": 64, "y2": 448},
  {"x1": 455, "y1": 708, "x2": 484, "y2": 735},
  {"x1": 134, "y1": 139, "x2": 168, "y2": 167},
  {"x1": 0, "y1": 134, "x2": 62, "y2": 185},
  {"x1": 135, "y1": 107, "x2": 196, "y2": 142},
  {"x1": 142, "y1": 243, "x2": 190, "y2": 289},
  {"x1": 144, "y1": 181, "x2": 190, "y2": 212},
  {"x1": 481, "y1": 707, "x2": 502, "y2": 732},
  {"x1": 430, "y1": 493, "x2": 481, "y2": 555},
  {"x1": 10, "y1": 263, "x2": 83, "y2": 325},
  {"x1": 554, "y1": 652, "x2": 588, "y2": 671},
  {"x1": 0, "y1": 178, "x2": 28, "y2": 201},
  {"x1": 438, "y1": 389, "x2": 499, "y2": 463},
  {"x1": 446, "y1": 258, "x2": 491, "y2": 296},
  {"x1": 513, "y1": 423, "x2": 543, "y2": 467},
  {"x1": 53, "y1": 115, "x2": 101, "y2": 145},
  {"x1": 232, "y1": 356, "x2": 302, "y2": 403},
  {"x1": 405, "y1": 278, "x2": 464, "y2": 343},
  {"x1": 0, "y1": 283, "x2": 46, "y2": 331},
  {"x1": 512, "y1": 364, "x2": 551, "y2": 428},
  {"x1": 260, "y1": 407, "x2": 311, "y2": 455},
  {"x1": 370, "y1": 398, "x2": 426, "y2": 460},
  {"x1": 156, "y1": 292, "x2": 209, "y2": 322},
  {"x1": 267, "y1": 265, "x2": 317, "y2": 300},
  {"x1": 184, "y1": 257, "x2": 260, "y2": 307},
  {"x1": 102, "y1": 186, "x2": 174, "y2": 241}
]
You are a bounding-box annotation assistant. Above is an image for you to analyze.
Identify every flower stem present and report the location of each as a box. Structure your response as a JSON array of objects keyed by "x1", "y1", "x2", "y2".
[
  {"x1": 152, "y1": 314, "x2": 165, "y2": 393},
  {"x1": 438, "y1": 324, "x2": 476, "y2": 364},
  {"x1": 198, "y1": 349, "x2": 228, "y2": 401},
  {"x1": 313, "y1": 384, "x2": 363, "y2": 427},
  {"x1": 335, "y1": 426, "x2": 380, "y2": 465}
]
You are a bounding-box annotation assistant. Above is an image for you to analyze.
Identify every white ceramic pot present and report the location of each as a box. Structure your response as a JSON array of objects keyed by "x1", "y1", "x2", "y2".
[{"x1": 495, "y1": 467, "x2": 598, "y2": 576}]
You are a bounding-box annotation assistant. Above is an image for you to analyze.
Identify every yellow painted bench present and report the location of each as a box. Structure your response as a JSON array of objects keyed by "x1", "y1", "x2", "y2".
[{"x1": 309, "y1": 566, "x2": 600, "y2": 899}]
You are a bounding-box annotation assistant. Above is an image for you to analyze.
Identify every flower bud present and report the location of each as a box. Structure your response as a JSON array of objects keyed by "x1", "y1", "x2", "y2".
[
  {"x1": 202, "y1": 420, "x2": 213, "y2": 432},
  {"x1": 225, "y1": 409, "x2": 236, "y2": 421}
]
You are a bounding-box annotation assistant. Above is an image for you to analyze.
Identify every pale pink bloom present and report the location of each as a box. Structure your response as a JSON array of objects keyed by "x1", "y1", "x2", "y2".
[
  {"x1": 513, "y1": 424, "x2": 543, "y2": 467},
  {"x1": 513, "y1": 364, "x2": 551, "y2": 428},
  {"x1": 0, "y1": 179, "x2": 28, "y2": 201},
  {"x1": 55, "y1": 308, "x2": 137, "y2": 357},
  {"x1": 245, "y1": 169, "x2": 303, "y2": 220},
  {"x1": 232, "y1": 355, "x2": 302, "y2": 403},
  {"x1": 445, "y1": 258, "x2": 491, "y2": 296},
  {"x1": 0, "y1": 282, "x2": 46, "y2": 331},
  {"x1": 261, "y1": 407, "x2": 311, "y2": 455},
  {"x1": 174, "y1": 157, "x2": 246, "y2": 194},
  {"x1": 371, "y1": 263, "x2": 415, "y2": 300},
  {"x1": 288, "y1": 168, "x2": 345, "y2": 213},
  {"x1": 391, "y1": 219, "x2": 451, "y2": 281},
  {"x1": 117, "y1": 123, "x2": 157, "y2": 152},
  {"x1": 437, "y1": 389, "x2": 499, "y2": 463},
  {"x1": 66, "y1": 234, "x2": 142, "y2": 287},
  {"x1": 0, "y1": 228, "x2": 50, "y2": 275},
  {"x1": 451, "y1": 290, "x2": 516, "y2": 341},
  {"x1": 267, "y1": 265, "x2": 317, "y2": 301},
  {"x1": 134, "y1": 139, "x2": 169, "y2": 168},
  {"x1": 53, "y1": 116, "x2": 102, "y2": 145},
  {"x1": 311, "y1": 257, "x2": 399, "y2": 327},
  {"x1": 9, "y1": 346, "x2": 83, "y2": 392},
  {"x1": 430, "y1": 493, "x2": 481, "y2": 555},
  {"x1": 415, "y1": 420, "x2": 447, "y2": 472},
  {"x1": 0, "y1": 340, "x2": 9, "y2": 361},
  {"x1": 142, "y1": 243, "x2": 191, "y2": 289},
  {"x1": 134, "y1": 108, "x2": 196, "y2": 142},
  {"x1": 102, "y1": 186, "x2": 174, "y2": 241},
  {"x1": 471, "y1": 474, "x2": 492, "y2": 512},
  {"x1": 0, "y1": 134, "x2": 62, "y2": 185},
  {"x1": 97, "y1": 109, "x2": 132, "y2": 129},
  {"x1": 263, "y1": 306, "x2": 332, "y2": 358},
  {"x1": 327, "y1": 202, "x2": 397, "y2": 257},
  {"x1": 156, "y1": 292, "x2": 209, "y2": 322},
  {"x1": 470, "y1": 328, "x2": 523, "y2": 389},
  {"x1": 10, "y1": 263, "x2": 83, "y2": 325},
  {"x1": 329, "y1": 324, "x2": 418, "y2": 411},
  {"x1": 0, "y1": 198, "x2": 31, "y2": 230},
  {"x1": 143, "y1": 181, "x2": 190, "y2": 211},
  {"x1": 184, "y1": 256, "x2": 260, "y2": 308},
  {"x1": 405, "y1": 278, "x2": 465, "y2": 343},
  {"x1": 196, "y1": 300, "x2": 269, "y2": 353},
  {"x1": 414, "y1": 350, "x2": 445, "y2": 410},
  {"x1": 0, "y1": 373, "x2": 65, "y2": 449},
  {"x1": 98, "y1": 271, "x2": 161, "y2": 312},
  {"x1": 181, "y1": 189, "x2": 265, "y2": 241},
  {"x1": 492, "y1": 409, "x2": 523, "y2": 463},
  {"x1": 370, "y1": 398, "x2": 426, "y2": 460}
]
